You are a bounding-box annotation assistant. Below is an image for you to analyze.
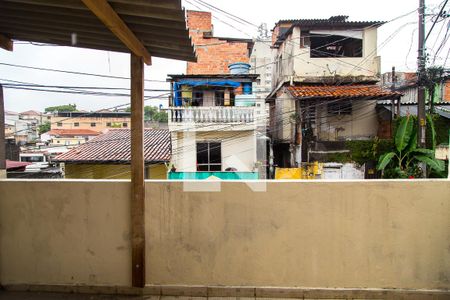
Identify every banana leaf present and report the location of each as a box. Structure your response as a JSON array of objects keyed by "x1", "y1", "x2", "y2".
[
  {"x1": 414, "y1": 155, "x2": 445, "y2": 172},
  {"x1": 395, "y1": 115, "x2": 414, "y2": 152},
  {"x1": 377, "y1": 152, "x2": 396, "y2": 170},
  {"x1": 412, "y1": 148, "x2": 435, "y2": 156}
]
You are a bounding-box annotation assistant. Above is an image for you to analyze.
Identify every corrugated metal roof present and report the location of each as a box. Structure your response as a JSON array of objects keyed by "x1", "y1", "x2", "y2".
[
  {"x1": 277, "y1": 17, "x2": 383, "y2": 28},
  {"x1": 54, "y1": 129, "x2": 170, "y2": 163},
  {"x1": 379, "y1": 104, "x2": 450, "y2": 119},
  {"x1": 287, "y1": 84, "x2": 402, "y2": 100}
]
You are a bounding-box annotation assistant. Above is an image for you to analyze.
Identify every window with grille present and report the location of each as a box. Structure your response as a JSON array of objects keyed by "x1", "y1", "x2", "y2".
[{"x1": 196, "y1": 142, "x2": 222, "y2": 171}]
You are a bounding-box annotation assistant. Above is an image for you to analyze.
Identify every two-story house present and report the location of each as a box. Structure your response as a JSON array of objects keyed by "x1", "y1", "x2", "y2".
[
  {"x1": 166, "y1": 10, "x2": 264, "y2": 180},
  {"x1": 50, "y1": 111, "x2": 131, "y2": 131},
  {"x1": 267, "y1": 16, "x2": 401, "y2": 168}
]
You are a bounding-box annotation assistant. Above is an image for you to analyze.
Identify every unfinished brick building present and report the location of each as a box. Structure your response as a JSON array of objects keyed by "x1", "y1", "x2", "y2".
[{"x1": 186, "y1": 10, "x2": 253, "y2": 74}]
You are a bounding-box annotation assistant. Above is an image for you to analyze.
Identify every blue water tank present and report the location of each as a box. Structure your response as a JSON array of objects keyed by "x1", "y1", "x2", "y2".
[
  {"x1": 242, "y1": 82, "x2": 252, "y2": 95},
  {"x1": 228, "y1": 63, "x2": 251, "y2": 74}
]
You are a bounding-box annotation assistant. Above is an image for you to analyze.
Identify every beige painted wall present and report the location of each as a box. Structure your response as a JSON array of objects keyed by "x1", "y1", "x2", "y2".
[
  {"x1": 0, "y1": 180, "x2": 449, "y2": 290},
  {"x1": 146, "y1": 180, "x2": 450, "y2": 289},
  {"x1": 273, "y1": 90, "x2": 295, "y2": 142},
  {"x1": 50, "y1": 116, "x2": 131, "y2": 131},
  {"x1": 0, "y1": 180, "x2": 131, "y2": 286},
  {"x1": 292, "y1": 27, "x2": 380, "y2": 78},
  {"x1": 317, "y1": 100, "x2": 379, "y2": 141}
]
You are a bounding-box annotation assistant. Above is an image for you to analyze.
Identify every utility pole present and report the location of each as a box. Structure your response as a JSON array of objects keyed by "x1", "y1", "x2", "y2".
[
  {"x1": 417, "y1": 0, "x2": 427, "y2": 147},
  {"x1": 391, "y1": 67, "x2": 396, "y2": 124}
]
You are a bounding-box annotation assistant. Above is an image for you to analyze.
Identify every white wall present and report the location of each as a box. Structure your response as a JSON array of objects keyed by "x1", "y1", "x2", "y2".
[
  {"x1": 172, "y1": 131, "x2": 257, "y2": 172},
  {"x1": 273, "y1": 27, "x2": 381, "y2": 79}
]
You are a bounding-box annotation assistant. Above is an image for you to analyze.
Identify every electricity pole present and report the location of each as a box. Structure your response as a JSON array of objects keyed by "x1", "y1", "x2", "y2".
[{"x1": 417, "y1": 0, "x2": 426, "y2": 147}]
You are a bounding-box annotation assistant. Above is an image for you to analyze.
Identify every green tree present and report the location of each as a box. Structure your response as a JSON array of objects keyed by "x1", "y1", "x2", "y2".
[
  {"x1": 422, "y1": 66, "x2": 446, "y2": 113},
  {"x1": 38, "y1": 121, "x2": 51, "y2": 134},
  {"x1": 124, "y1": 106, "x2": 168, "y2": 122},
  {"x1": 377, "y1": 115, "x2": 444, "y2": 178},
  {"x1": 45, "y1": 104, "x2": 77, "y2": 113}
]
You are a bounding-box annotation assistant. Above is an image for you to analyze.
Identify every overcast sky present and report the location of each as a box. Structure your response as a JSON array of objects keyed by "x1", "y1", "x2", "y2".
[{"x1": 0, "y1": 0, "x2": 448, "y2": 113}]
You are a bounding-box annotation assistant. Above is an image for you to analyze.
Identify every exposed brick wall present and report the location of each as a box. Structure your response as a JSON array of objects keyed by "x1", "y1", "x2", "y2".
[{"x1": 186, "y1": 10, "x2": 250, "y2": 75}]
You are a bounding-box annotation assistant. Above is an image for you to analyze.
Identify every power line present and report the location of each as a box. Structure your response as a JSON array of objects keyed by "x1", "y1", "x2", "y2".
[{"x1": 0, "y1": 62, "x2": 167, "y2": 83}]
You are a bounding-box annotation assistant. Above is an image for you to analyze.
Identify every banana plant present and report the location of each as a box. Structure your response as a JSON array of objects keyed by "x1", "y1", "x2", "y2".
[{"x1": 377, "y1": 115, "x2": 444, "y2": 177}]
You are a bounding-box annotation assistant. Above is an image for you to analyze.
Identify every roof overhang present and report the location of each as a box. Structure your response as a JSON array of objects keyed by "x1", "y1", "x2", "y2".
[
  {"x1": 167, "y1": 74, "x2": 259, "y2": 82},
  {"x1": 0, "y1": 0, "x2": 196, "y2": 63}
]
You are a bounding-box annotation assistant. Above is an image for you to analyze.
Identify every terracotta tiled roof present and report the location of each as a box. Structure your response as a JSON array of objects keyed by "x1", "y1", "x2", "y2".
[
  {"x1": 287, "y1": 85, "x2": 402, "y2": 100},
  {"x1": 54, "y1": 129, "x2": 170, "y2": 163},
  {"x1": 47, "y1": 129, "x2": 100, "y2": 137}
]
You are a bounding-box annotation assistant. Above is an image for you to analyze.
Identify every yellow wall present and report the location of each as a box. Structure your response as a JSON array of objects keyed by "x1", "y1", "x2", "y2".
[
  {"x1": 64, "y1": 163, "x2": 167, "y2": 179},
  {"x1": 0, "y1": 180, "x2": 449, "y2": 291}
]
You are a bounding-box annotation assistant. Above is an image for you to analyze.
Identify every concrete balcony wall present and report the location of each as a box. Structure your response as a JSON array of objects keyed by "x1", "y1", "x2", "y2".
[
  {"x1": 0, "y1": 180, "x2": 449, "y2": 293},
  {"x1": 0, "y1": 180, "x2": 131, "y2": 286},
  {"x1": 167, "y1": 107, "x2": 257, "y2": 132}
]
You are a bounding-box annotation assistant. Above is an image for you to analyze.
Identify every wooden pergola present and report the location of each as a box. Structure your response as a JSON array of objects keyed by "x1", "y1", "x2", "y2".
[{"x1": 0, "y1": 0, "x2": 196, "y2": 288}]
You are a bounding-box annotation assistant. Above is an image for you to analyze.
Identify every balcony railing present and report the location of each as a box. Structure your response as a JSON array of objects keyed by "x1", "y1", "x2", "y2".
[{"x1": 168, "y1": 106, "x2": 255, "y2": 123}]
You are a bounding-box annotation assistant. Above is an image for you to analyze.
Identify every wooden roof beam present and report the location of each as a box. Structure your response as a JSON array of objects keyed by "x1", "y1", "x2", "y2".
[
  {"x1": 81, "y1": 0, "x2": 151, "y2": 65},
  {"x1": 0, "y1": 34, "x2": 13, "y2": 51}
]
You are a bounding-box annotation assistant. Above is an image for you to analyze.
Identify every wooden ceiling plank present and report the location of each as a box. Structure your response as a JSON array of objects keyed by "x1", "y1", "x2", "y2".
[
  {"x1": 122, "y1": 15, "x2": 186, "y2": 29},
  {"x1": 1, "y1": 28, "x2": 127, "y2": 52},
  {"x1": 0, "y1": 20, "x2": 116, "y2": 40},
  {"x1": 0, "y1": 2, "x2": 96, "y2": 19},
  {"x1": 108, "y1": 0, "x2": 181, "y2": 10},
  {"x1": 1, "y1": 21, "x2": 193, "y2": 53},
  {"x1": 2, "y1": 0, "x2": 87, "y2": 11},
  {"x1": 9, "y1": 33, "x2": 126, "y2": 53},
  {"x1": 0, "y1": 19, "x2": 191, "y2": 45},
  {"x1": 111, "y1": 3, "x2": 185, "y2": 22},
  {"x1": 0, "y1": 34, "x2": 13, "y2": 51},
  {"x1": 0, "y1": 9, "x2": 189, "y2": 40},
  {"x1": 81, "y1": 0, "x2": 152, "y2": 65}
]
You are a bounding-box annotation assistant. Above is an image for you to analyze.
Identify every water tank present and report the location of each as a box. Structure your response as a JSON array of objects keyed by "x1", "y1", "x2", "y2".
[
  {"x1": 228, "y1": 63, "x2": 251, "y2": 74},
  {"x1": 242, "y1": 82, "x2": 252, "y2": 95}
]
